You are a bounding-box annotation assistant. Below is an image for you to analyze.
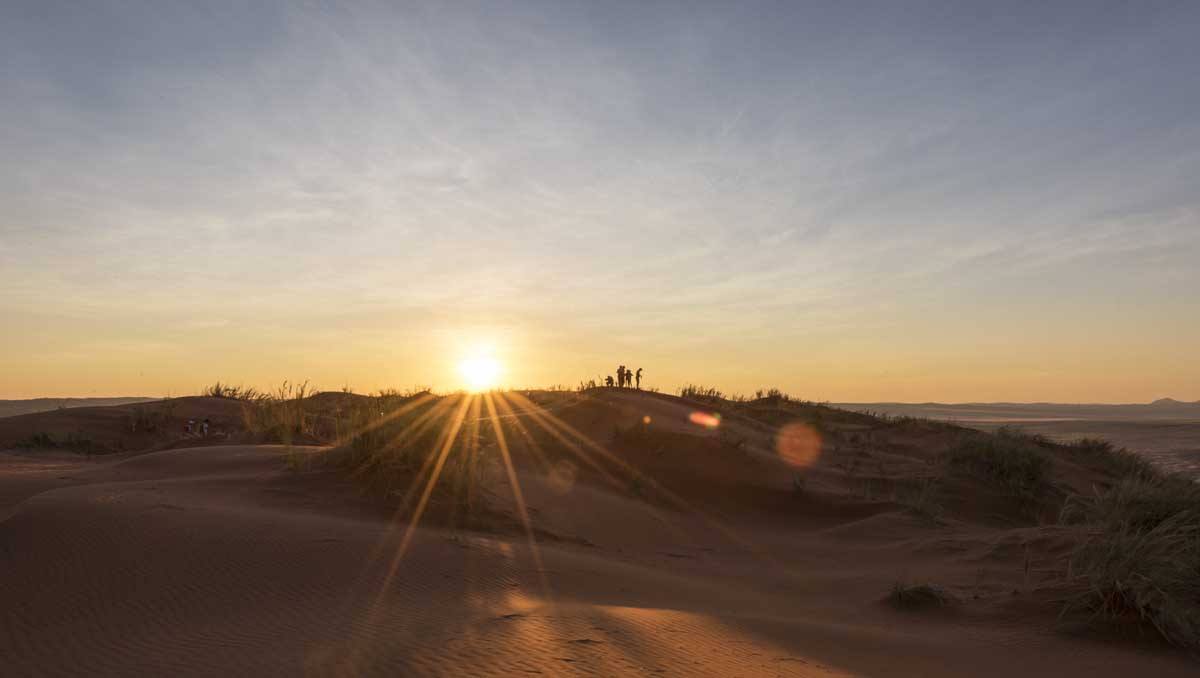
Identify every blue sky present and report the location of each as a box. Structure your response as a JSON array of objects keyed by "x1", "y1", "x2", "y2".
[{"x1": 2, "y1": 1, "x2": 1198, "y2": 400}]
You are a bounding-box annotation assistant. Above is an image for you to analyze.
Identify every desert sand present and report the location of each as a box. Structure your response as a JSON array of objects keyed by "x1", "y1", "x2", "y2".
[
  {"x1": 1, "y1": 389, "x2": 1194, "y2": 676},
  {"x1": 837, "y1": 401, "x2": 1200, "y2": 478}
]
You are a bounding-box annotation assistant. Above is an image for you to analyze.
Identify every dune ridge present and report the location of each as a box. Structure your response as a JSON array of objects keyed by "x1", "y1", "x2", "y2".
[{"x1": 1, "y1": 390, "x2": 1196, "y2": 676}]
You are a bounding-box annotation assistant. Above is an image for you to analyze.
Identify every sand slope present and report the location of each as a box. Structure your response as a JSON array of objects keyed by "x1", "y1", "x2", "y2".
[
  {"x1": 0, "y1": 396, "x2": 247, "y2": 455},
  {"x1": 1, "y1": 393, "x2": 1195, "y2": 676}
]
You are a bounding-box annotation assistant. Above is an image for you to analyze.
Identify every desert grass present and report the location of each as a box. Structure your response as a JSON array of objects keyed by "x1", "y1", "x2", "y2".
[
  {"x1": 1067, "y1": 437, "x2": 1160, "y2": 480},
  {"x1": 1060, "y1": 459, "x2": 1200, "y2": 647},
  {"x1": 241, "y1": 381, "x2": 316, "y2": 445},
  {"x1": 895, "y1": 476, "x2": 943, "y2": 522},
  {"x1": 17, "y1": 432, "x2": 105, "y2": 454},
  {"x1": 203, "y1": 381, "x2": 263, "y2": 401},
  {"x1": 318, "y1": 392, "x2": 492, "y2": 520},
  {"x1": 678, "y1": 384, "x2": 725, "y2": 402},
  {"x1": 887, "y1": 582, "x2": 954, "y2": 610},
  {"x1": 125, "y1": 400, "x2": 179, "y2": 434},
  {"x1": 945, "y1": 431, "x2": 1050, "y2": 497}
]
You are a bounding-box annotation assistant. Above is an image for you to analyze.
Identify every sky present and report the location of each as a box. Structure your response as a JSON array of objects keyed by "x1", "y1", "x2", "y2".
[{"x1": 2, "y1": 1, "x2": 1198, "y2": 402}]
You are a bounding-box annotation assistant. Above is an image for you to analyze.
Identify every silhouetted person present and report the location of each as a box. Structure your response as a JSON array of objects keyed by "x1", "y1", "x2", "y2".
[
  {"x1": 201, "y1": 418, "x2": 210, "y2": 437},
  {"x1": 605, "y1": 375, "x2": 614, "y2": 387},
  {"x1": 617, "y1": 365, "x2": 625, "y2": 388},
  {"x1": 635, "y1": 367, "x2": 643, "y2": 390}
]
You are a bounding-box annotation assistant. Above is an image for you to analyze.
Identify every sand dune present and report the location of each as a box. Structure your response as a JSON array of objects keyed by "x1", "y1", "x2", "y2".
[
  {"x1": 836, "y1": 401, "x2": 1200, "y2": 478},
  {"x1": 1, "y1": 391, "x2": 1195, "y2": 676},
  {"x1": 0, "y1": 398, "x2": 159, "y2": 420}
]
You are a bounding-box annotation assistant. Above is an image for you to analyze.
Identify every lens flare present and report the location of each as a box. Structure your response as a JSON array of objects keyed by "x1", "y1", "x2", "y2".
[
  {"x1": 689, "y1": 411, "x2": 722, "y2": 429},
  {"x1": 776, "y1": 421, "x2": 822, "y2": 468}
]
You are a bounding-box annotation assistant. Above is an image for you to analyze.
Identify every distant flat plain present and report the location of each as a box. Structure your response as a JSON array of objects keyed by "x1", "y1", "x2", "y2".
[{"x1": 836, "y1": 400, "x2": 1200, "y2": 478}]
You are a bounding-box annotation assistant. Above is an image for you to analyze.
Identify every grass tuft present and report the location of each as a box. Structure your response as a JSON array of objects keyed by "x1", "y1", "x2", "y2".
[
  {"x1": 946, "y1": 433, "x2": 1050, "y2": 497},
  {"x1": 203, "y1": 381, "x2": 263, "y2": 401},
  {"x1": 887, "y1": 582, "x2": 954, "y2": 610},
  {"x1": 1067, "y1": 437, "x2": 1160, "y2": 480},
  {"x1": 241, "y1": 381, "x2": 314, "y2": 444},
  {"x1": 678, "y1": 384, "x2": 725, "y2": 401},
  {"x1": 1061, "y1": 470, "x2": 1200, "y2": 648}
]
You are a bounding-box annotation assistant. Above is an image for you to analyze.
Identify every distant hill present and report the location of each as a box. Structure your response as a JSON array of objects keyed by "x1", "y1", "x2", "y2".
[
  {"x1": 834, "y1": 399, "x2": 1200, "y2": 422},
  {"x1": 0, "y1": 396, "x2": 247, "y2": 454},
  {"x1": 0, "y1": 398, "x2": 159, "y2": 419}
]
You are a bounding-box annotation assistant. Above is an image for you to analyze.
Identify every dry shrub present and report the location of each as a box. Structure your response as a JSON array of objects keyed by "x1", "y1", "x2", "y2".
[
  {"x1": 241, "y1": 381, "x2": 314, "y2": 444},
  {"x1": 1068, "y1": 438, "x2": 1160, "y2": 480},
  {"x1": 330, "y1": 393, "x2": 489, "y2": 516},
  {"x1": 678, "y1": 384, "x2": 725, "y2": 401},
  {"x1": 1062, "y1": 473, "x2": 1200, "y2": 648},
  {"x1": 887, "y1": 583, "x2": 954, "y2": 610},
  {"x1": 946, "y1": 432, "x2": 1050, "y2": 497}
]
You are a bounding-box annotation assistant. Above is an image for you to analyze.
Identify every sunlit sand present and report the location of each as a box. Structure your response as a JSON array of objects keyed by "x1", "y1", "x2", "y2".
[{"x1": 1, "y1": 387, "x2": 1197, "y2": 676}]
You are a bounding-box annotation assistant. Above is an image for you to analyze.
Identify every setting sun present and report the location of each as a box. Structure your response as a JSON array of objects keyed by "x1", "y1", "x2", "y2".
[{"x1": 458, "y1": 355, "x2": 501, "y2": 392}]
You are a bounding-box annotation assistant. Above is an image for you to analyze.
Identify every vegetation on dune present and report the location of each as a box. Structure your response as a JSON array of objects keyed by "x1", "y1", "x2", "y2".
[
  {"x1": 225, "y1": 379, "x2": 1200, "y2": 649},
  {"x1": 203, "y1": 381, "x2": 264, "y2": 401},
  {"x1": 339, "y1": 393, "x2": 492, "y2": 517},
  {"x1": 887, "y1": 582, "x2": 955, "y2": 610},
  {"x1": 240, "y1": 381, "x2": 317, "y2": 444},
  {"x1": 894, "y1": 476, "x2": 943, "y2": 521},
  {"x1": 945, "y1": 429, "x2": 1051, "y2": 497},
  {"x1": 126, "y1": 401, "x2": 179, "y2": 434},
  {"x1": 678, "y1": 384, "x2": 726, "y2": 402},
  {"x1": 1060, "y1": 467, "x2": 1200, "y2": 648},
  {"x1": 17, "y1": 431, "x2": 104, "y2": 454},
  {"x1": 1066, "y1": 437, "x2": 1160, "y2": 481}
]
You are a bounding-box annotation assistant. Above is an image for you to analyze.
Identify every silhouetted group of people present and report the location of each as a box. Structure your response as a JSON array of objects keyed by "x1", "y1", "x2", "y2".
[
  {"x1": 185, "y1": 418, "x2": 210, "y2": 437},
  {"x1": 607, "y1": 365, "x2": 642, "y2": 389}
]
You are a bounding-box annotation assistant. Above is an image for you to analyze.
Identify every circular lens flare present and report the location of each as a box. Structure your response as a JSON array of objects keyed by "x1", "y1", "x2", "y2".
[{"x1": 777, "y1": 421, "x2": 822, "y2": 469}]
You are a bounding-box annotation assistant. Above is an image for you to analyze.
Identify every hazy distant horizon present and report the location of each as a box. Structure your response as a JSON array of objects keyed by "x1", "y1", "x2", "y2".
[
  {"x1": 3, "y1": 2, "x2": 1198, "y2": 401},
  {"x1": 2, "y1": 391, "x2": 1196, "y2": 408}
]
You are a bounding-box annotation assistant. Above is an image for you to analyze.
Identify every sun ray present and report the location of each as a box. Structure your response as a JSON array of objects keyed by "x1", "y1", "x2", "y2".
[
  {"x1": 497, "y1": 391, "x2": 630, "y2": 493},
  {"x1": 374, "y1": 393, "x2": 474, "y2": 599},
  {"x1": 346, "y1": 395, "x2": 455, "y2": 488},
  {"x1": 497, "y1": 392, "x2": 693, "y2": 543},
  {"x1": 327, "y1": 396, "x2": 460, "y2": 617},
  {"x1": 448, "y1": 393, "x2": 484, "y2": 529},
  {"x1": 484, "y1": 391, "x2": 553, "y2": 600},
  {"x1": 337, "y1": 393, "x2": 475, "y2": 675},
  {"x1": 332, "y1": 394, "x2": 466, "y2": 674},
  {"x1": 328, "y1": 391, "x2": 438, "y2": 450},
  {"x1": 504, "y1": 391, "x2": 790, "y2": 568},
  {"x1": 490, "y1": 390, "x2": 559, "y2": 476}
]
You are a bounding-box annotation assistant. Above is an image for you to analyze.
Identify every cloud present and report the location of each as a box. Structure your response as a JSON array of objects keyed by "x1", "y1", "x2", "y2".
[{"x1": 1, "y1": 1, "x2": 1198, "y2": 398}]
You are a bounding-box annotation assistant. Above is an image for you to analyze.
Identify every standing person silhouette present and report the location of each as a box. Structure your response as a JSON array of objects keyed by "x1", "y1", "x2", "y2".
[
  {"x1": 617, "y1": 365, "x2": 625, "y2": 388},
  {"x1": 635, "y1": 367, "x2": 643, "y2": 390}
]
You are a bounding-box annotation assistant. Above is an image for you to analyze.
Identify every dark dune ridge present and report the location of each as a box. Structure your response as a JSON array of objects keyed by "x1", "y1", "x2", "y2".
[{"x1": 0, "y1": 397, "x2": 158, "y2": 419}]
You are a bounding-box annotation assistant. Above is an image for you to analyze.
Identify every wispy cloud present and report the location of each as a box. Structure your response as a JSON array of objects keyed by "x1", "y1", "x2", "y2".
[{"x1": 1, "y1": 1, "x2": 1198, "y2": 399}]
